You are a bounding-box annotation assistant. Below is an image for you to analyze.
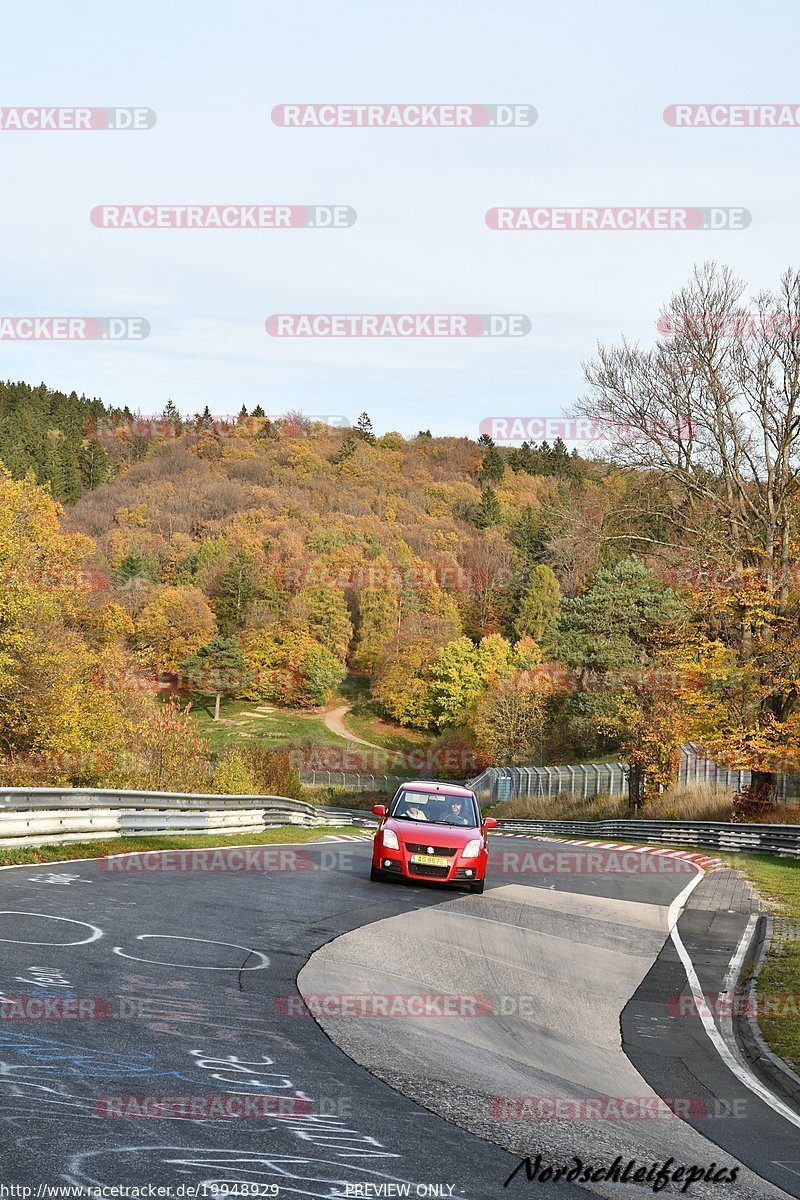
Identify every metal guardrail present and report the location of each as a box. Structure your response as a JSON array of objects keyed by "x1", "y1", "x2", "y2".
[
  {"x1": 0, "y1": 788, "x2": 318, "y2": 812},
  {"x1": 0, "y1": 788, "x2": 361, "y2": 848},
  {"x1": 494, "y1": 818, "x2": 800, "y2": 858}
]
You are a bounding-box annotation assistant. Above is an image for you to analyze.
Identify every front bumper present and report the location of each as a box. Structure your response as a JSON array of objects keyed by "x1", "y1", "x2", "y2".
[{"x1": 373, "y1": 843, "x2": 486, "y2": 885}]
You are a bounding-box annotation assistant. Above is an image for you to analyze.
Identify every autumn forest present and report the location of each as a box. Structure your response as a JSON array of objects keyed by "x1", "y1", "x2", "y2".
[{"x1": 3, "y1": 265, "x2": 800, "y2": 816}]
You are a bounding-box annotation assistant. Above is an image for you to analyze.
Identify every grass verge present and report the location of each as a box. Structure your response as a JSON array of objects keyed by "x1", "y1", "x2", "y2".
[
  {"x1": 732, "y1": 853, "x2": 800, "y2": 1071},
  {"x1": 343, "y1": 709, "x2": 434, "y2": 756},
  {"x1": 304, "y1": 788, "x2": 387, "y2": 811},
  {"x1": 189, "y1": 699, "x2": 342, "y2": 756},
  {"x1": 0, "y1": 825, "x2": 367, "y2": 868}
]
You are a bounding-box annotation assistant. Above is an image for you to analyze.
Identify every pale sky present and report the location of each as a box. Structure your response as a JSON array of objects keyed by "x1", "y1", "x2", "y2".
[{"x1": 1, "y1": 0, "x2": 798, "y2": 437}]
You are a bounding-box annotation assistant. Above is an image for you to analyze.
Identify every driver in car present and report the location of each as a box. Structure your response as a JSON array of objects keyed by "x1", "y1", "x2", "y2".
[{"x1": 447, "y1": 799, "x2": 470, "y2": 826}]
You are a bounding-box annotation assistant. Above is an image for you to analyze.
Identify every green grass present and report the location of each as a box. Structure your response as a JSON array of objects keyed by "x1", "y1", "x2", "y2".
[
  {"x1": 757, "y1": 940, "x2": 800, "y2": 1069},
  {"x1": 305, "y1": 788, "x2": 388, "y2": 810},
  {"x1": 189, "y1": 698, "x2": 343, "y2": 756},
  {"x1": 187, "y1": 677, "x2": 437, "y2": 778},
  {"x1": 343, "y1": 709, "x2": 434, "y2": 755},
  {"x1": 0, "y1": 825, "x2": 366, "y2": 868},
  {"x1": 732, "y1": 853, "x2": 800, "y2": 1070},
  {"x1": 733, "y1": 854, "x2": 800, "y2": 922}
]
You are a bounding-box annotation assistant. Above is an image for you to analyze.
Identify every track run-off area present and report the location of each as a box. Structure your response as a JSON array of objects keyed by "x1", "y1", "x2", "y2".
[{"x1": 0, "y1": 836, "x2": 798, "y2": 1200}]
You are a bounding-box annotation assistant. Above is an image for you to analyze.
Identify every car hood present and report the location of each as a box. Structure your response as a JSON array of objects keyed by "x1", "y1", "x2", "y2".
[{"x1": 384, "y1": 817, "x2": 480, "y2": 847}]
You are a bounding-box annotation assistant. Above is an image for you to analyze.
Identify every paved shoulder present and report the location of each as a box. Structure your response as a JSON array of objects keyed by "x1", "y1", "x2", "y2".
[{"x1": 300, "y1": 872, "x2": 788, "y2": 1198}]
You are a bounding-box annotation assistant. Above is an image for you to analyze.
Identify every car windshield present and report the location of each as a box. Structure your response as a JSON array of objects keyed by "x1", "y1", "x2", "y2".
[{"x1": 389, "y1": 789, "x2": 479, "y2": 827}]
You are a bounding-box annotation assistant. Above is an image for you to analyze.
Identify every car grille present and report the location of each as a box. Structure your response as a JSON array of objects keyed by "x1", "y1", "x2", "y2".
[
  {"x1": 406, "y1": 843, "x2": 457, "y2": 857},
  {"x1": 408, "y1": 863, "x2": 450, "y2": 878}
]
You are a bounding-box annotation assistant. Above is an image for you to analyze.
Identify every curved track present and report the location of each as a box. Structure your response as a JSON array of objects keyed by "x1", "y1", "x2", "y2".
[{"x1": 0, "y1": 838, "x2": 796, "y2": 1198}]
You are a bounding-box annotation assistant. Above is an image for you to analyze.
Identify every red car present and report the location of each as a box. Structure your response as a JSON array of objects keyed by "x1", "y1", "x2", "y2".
[{"x1": 370, "y1": 780, "x2": 497, "y2": 894}]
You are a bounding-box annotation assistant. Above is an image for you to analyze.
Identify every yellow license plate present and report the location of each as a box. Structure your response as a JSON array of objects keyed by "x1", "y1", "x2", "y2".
[{"x1": 411, "y1": 854, "x2": 449, "y2": 867}]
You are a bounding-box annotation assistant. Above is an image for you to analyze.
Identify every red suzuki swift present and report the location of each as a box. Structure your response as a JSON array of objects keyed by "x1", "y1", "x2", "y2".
[{"x1": 370, "y1": 780, "x2": 497, "y2": 894}]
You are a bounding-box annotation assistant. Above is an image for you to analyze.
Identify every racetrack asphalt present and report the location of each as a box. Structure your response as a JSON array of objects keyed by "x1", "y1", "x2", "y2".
[{"x1": 0, "y1": 836, "x2": 796, "y2": 1199}]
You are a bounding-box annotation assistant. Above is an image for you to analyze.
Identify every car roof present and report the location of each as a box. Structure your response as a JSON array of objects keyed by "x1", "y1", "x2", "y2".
[{"x1": 399, "y1": 780, "x2": 475, "y2": 798}]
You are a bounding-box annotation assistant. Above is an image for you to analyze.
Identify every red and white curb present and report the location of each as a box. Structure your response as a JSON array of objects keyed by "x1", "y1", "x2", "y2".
[
  {"x1": 491, "y1": 831, "x2": 728, "y2": 873},
  {"x1": 320, "y1": 833, "x2": 372, "y2": 842}
]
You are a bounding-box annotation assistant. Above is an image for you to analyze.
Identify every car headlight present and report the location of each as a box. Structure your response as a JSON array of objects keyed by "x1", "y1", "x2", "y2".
[
  {"x1": 461, "y1": 839, "x2": 482, "y2": 859},
  {"x1": 382, "y1": 829, "x2": 399, "y2": 850}
]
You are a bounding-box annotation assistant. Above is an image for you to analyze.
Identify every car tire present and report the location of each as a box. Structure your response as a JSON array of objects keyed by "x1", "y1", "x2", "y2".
[
  {"x1": 469, "y1": 877, "x2": 485, "y2": 894},
  {"x1": 370, "y1": 865, "x2": 383, "y2": 882}
]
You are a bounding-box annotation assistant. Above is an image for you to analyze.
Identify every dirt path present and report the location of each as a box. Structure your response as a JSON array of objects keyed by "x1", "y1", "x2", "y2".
[{"x1": 323, "y1": 703, "x2": 384, "y2": 749}]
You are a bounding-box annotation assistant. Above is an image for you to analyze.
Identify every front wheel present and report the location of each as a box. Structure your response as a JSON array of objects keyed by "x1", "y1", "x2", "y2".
[
  {"x1": 370, "y1": 865, "x2": 383, "y2": 882},
  {"x1": 469, "y1": 877, "x2": 485, "y2": 894}
]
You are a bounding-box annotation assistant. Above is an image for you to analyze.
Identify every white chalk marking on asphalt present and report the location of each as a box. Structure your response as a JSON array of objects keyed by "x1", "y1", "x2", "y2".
[
  {"x1": 669, "y1": 869, "x2": 800, "y2": 1131},
  {"x1": 0, "y1": 911, "x2": 103, "y2": 945},
  {"x1": 112, "y1": 934, "x2": 269, "y2": 971}
]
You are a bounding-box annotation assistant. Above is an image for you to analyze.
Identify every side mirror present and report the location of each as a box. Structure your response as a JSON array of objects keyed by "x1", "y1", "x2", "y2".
[
  {"x1": 372, "y1": 804, "x2": 386, "y2": 817},
  {"x1": 483, "y1": 817, "x2": 498, "y2": 830}
]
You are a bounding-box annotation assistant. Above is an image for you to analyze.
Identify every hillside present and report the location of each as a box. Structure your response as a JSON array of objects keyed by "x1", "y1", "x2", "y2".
[{"x1": 4, "y1": 334, "x2": 800, "y2": 819}]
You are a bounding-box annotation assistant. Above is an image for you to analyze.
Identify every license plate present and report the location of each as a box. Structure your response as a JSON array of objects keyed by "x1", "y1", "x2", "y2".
[{"x1": 410, "y1": 854, "x2": 449, "y2": 867}]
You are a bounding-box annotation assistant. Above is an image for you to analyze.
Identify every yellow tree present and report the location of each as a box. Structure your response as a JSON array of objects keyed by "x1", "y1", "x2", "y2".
[
  {"x1": 669, "y1": 573, "x2": 800, "y2": 811},
  {"x1": 135, "y1": 586, "x2": 217, "y2": 672},
  {"x1": 0, "y1": 467, "x2": 131, "y2": 782}
]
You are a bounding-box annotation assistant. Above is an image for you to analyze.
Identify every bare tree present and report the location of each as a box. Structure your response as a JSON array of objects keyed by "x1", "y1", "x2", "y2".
[
  {"x1": 579, "y1": 263, "x2": 800, "y2": 799},
  {"x1": 581, "y1": 263, "x2": 800, "y2": 588}
]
